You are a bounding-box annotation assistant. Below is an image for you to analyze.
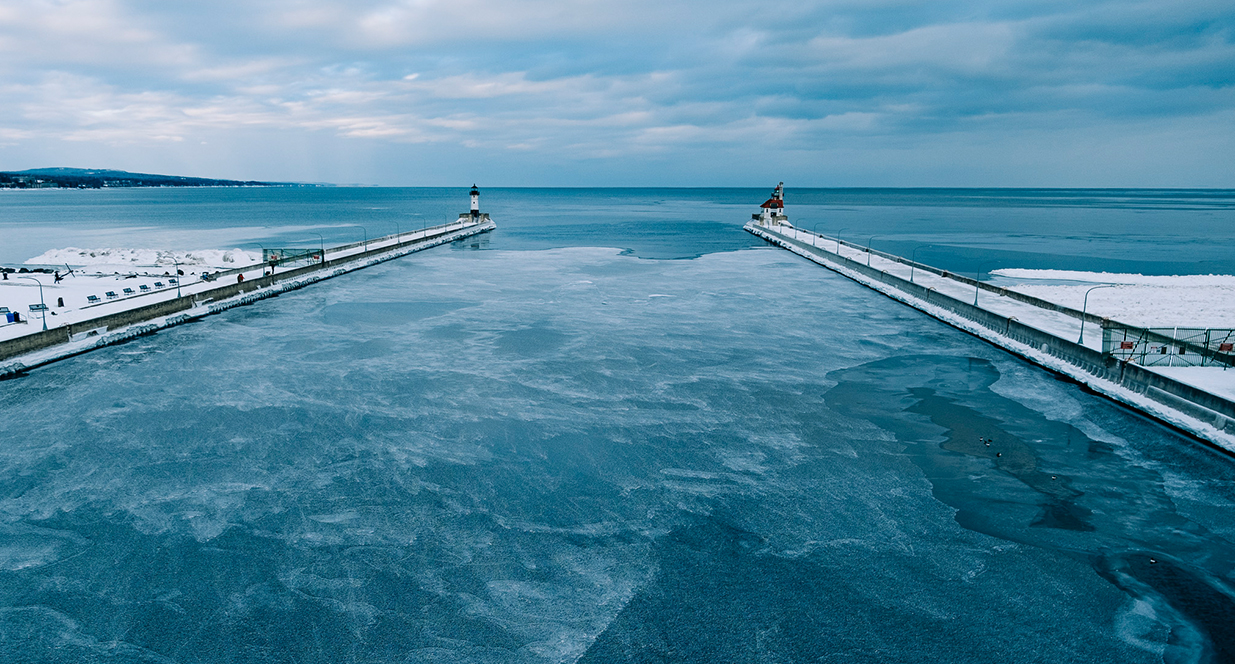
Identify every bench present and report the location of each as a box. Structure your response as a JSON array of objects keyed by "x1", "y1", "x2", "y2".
[
  {"x1": 139, "y1": 285, "x2": 151, "y2": 292},
  {"x1": 169, "y1": 278, "x2": 179, "y2": 285},
  {"x1": 105, "y1": 291, "x2": 118, "y2": 299},
  {"x1": 122, "y1": 288, "x2": 135, "y2": 295},
  {"x1": 154, "y1": 281, "x2": 165, "y2": 288},
  {"x1": 87, "y1": 295, "x2": 100, "y2": 304}
]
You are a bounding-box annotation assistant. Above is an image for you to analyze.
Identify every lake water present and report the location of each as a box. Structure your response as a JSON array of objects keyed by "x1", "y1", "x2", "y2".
[{"x1": 1, "y1": 188, "x2": 1233, "y2": 663}]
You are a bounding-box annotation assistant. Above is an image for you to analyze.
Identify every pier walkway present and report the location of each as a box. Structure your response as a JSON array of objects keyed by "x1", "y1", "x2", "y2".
[
  {"x1": 747, "y1": 220, "x2": 1235, "y2": 454},
  {"x1": 0, "y1": 217, "x2": 494, "y2": 374}
]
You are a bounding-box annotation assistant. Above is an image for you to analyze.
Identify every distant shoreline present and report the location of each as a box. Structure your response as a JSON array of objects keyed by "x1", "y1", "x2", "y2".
[{"x1": 0, "y1": 168, "x2": 324, "y2": 190}]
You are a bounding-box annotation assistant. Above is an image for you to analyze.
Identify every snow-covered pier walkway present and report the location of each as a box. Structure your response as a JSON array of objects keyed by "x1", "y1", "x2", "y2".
[
  {"x1": 747, "y1": 220, "x2": 1235, "y2": 454},
  {"x1": 0, "y1": 217, "x2": 495, "y2": 374}
]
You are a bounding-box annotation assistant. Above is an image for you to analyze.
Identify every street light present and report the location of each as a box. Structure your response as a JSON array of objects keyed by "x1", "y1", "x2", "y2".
[
  {"x1": 353, "y1": 225, "x2": 368, "y2": 252},
  {"x1": 252, "y1": 243, "x2": 272, "y2": 275},
  {"x1": 171, "y1": 258, "x2": 183, "y2": 297},
  {"x1": 18, "y1": 276, "x2": 47, "y2": 331},
  {"x1": 811, "y1": 222, "x2": 828, "y2": 249},
  {"x1": 1077, "y1": 284, "x2": 1116, "y2": 345},
  {"x1": 834, "y1": 227, "x2": 849, "y2": 254},
  {"x1": 909, "y1": 245, "x2": 932, "y2": 284},
  {"x1": 310, "y1": 232, "x2": 325, "y2": 264},
  {"x1": 391, "y1": 220, "x2": 402, "y2": 245},
  {"x1": 866, "y1": 235, "x2": 879, "y2": 267},
  {"x1": 972, "y1": 260, "x2": 1001, "y2": 306}
]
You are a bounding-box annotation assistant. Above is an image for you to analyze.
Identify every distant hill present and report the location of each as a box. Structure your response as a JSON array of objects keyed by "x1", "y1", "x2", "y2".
[{"x1": 0, "y1": 168, "x2": 319, "y2": 189}]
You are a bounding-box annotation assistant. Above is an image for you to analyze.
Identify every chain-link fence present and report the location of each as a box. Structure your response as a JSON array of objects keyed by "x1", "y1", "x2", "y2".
[{"x1": 1104, "y1": 325, "x2": 1235, "y2": 367}]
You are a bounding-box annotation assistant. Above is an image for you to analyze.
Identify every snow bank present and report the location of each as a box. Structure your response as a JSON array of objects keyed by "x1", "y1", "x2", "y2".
[
  {"x1": 25, "y1": 247, "x2": 261, "y2": 269},
  {"x1": 990, "y1": 269, "x2": 1235, "y2": 328},
  {"x1": 991, "y1": 269, "x2": 1235, "y2": 287}
]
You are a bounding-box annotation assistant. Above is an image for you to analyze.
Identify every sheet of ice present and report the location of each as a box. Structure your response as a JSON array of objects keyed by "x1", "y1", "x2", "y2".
[
  {"x1": 991, "y1": 269, "x2": 1235, "y2": 327},
  {"x1": 992, "y1": 269, "x2": 1235, "y2": 287},
  {"x1": 2, "y1": 245, "x2": 1233, "y2": 662},
  {"x1": 25, "y1": 247, "x2": 262, "y2": 268}
]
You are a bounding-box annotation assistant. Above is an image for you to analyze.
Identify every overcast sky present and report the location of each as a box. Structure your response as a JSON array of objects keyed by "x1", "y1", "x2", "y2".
[{"x1": 0, "y1": 0, "x2": 1232, "y2": 186}]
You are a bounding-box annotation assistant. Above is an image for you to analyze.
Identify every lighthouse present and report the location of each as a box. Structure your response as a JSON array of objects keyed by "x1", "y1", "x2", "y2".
[
  {"x1": 458, "y1": 184, "x2": 491, "y2": 223},
  {"x1": 753, "y1": 182, "x2": 789, "y2": 227}
]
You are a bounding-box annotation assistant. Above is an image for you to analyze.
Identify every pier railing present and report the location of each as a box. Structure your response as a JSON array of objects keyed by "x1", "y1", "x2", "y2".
[
  {"x1": 194, "y1": 218, "x2": 485, "y2": 284},
  {"x1": 747, "y1": 221, "x2": 1235, "y2": 440}
]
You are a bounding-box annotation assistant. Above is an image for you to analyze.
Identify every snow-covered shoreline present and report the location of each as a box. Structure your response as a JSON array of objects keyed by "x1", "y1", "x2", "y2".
[
  {"x1": 0, "y1": 219, "x2": 495, "y2": 370},
  {"x1": 24, "y1": 247, "x2": 262, "y2": 270}
]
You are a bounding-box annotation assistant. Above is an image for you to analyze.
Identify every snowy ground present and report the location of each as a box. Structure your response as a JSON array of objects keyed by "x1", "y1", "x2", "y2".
[
  {"x1": 25, "y1": 247, "x2": 262, "y2": 271},
  {"x1": 0, "y1": 221, "x2": 477, "y2": 342},
  {"x1": 991, "y1": 269, "x2": 1235, "y2": 329},
  {"x1": 769, "y1": 225, "x2": 1235, "y2": 407}
]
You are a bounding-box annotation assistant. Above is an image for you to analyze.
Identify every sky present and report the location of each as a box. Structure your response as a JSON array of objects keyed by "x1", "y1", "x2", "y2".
[{"x1": 0, "y1": 0, "x2": 1232, "y2": 187}]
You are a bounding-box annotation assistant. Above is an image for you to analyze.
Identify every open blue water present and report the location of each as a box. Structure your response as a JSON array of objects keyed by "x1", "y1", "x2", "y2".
[{"x1": 1, "y1": 188, "x2": 1234, "y2": 663}]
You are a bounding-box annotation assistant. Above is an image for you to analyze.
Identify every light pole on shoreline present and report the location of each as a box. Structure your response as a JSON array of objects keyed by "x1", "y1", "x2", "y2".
[
  {"x1": 973, "y1": 260, "x2": 1001, "y2": 306},
  {"x1": 1077, "y1": 284, "x2": 1116, "y2": 345},
  {"x1": 866, "y1": 235, "x2": 879, "y2": 267},
  {"x1": 910, "y1": 245, "x2": 932, "y2": 284},
  {"x1": 252, "y1": 243, "x2": 272, "y2": 275},
  {"x1": 353, "y1": 226, "x2": 368, "y2": 252},
  {"x1": 171, "y1": 258, "x2": 183, "y2": 297},
  {"x1": 834, "y1": 227, "x2": 849, "y2": 254},
  {"x1": 310, "y1": 233, "x2": 325, "y2": 264},
  {"x1": 392, "y1": 221, "x2": 402, "y2": 244},
  {"x1": 809, "y1": 222, "x2": 828, "y2": 249},
  {"x1": 18, "y1": 276, "x2": 47, "y2": 330}
]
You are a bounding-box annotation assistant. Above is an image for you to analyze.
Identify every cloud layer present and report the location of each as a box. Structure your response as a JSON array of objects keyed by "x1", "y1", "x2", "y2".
[{"x1": 0, "y1": 0, "x2": 1232, "y2": 185}]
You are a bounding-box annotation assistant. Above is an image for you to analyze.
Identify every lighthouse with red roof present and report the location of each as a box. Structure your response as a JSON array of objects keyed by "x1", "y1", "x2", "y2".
[{"x1": 753, "y1": 182, "x2": 790, "y2": 227}]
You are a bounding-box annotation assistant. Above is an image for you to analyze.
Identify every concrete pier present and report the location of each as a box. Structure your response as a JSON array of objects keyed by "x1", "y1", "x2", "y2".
[
  {"x1": 0, "y1": 218, "x2": 495, "y2": 375},
  {"x1": 747, "y1": 221, "x2": 1235, "y2": 454}
]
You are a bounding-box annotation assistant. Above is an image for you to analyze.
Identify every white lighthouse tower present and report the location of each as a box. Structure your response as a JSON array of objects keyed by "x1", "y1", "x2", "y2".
[{"x1": 459, "y1": 184, "x2": 491, "y2": 223}]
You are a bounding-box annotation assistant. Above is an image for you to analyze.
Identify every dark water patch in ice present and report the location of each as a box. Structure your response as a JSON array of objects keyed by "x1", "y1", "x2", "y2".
[
  {"x1": 320, "y1": 300, "x2": 473, "y2": 326},
  {"x1": 825, "y1": 355, "x2": 1235, "y2": 661},
  {"x1": 1096, "y1": 553, "x2": 1235, "y2": 664}
]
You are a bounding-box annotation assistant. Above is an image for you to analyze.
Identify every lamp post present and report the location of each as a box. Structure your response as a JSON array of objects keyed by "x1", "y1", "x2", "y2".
[
  {"x1": 392, "y1": 220, "x2": 402, "y2": 245},
  {"x1": 171, "y1": 258, "x2": 183, "y2": 297},
  {"x1": 811, "y1": 222, "x2": 828, "y2": 249},
  {"x1": 866, "y1": 235, "x2": 879, "y2": 267},
  {"x1": 834, "y1": 227, "x2": 849, "y2": 254},
  {"x1": 310, "y1": 232, "x2": 325, "y2": 264},
  {"x1": 909, "y1": 245, "x2": 932, "y2": 284},
  {"x1": 252, "y1": 243, "x2": 270, "y2": 275},
  {"x1": 18, "y1": 276, "x2": 47, "y2": 330},
  {"x1": 353, "y1": 225, "x2": 368, "y2": 252},
  {"x1": 973, "y1": 260, "x2": 1000, "y2": 306},
  {"x1": 1077, "y1": 284, "x2": 1116, "y2": 346}
]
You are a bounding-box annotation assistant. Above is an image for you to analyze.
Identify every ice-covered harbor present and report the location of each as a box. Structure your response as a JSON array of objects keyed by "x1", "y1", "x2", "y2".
[{"x1": 2, "y1": 187, "x2": 1235, "y2": 663}]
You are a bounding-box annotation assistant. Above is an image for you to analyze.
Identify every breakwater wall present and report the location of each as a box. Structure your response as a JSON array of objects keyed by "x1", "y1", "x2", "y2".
[
  {"x1": 0, "y1": 219, "x2": 495, "y2": 374},
  {"x1": 747, "y1": 223, "x2": 1235, "y2": 453}
]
